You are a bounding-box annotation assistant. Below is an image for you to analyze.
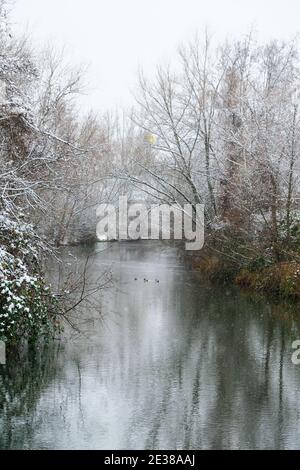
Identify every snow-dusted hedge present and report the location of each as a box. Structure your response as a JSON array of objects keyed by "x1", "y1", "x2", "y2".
[{"x1": 0, "y1": 213, "x2": 59, "y2": 343}]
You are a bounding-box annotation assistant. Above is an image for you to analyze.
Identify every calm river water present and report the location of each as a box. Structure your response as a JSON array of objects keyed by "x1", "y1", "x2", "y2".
[{"x1": 1, "y1": 241, "x2": 300, "y2": 449}]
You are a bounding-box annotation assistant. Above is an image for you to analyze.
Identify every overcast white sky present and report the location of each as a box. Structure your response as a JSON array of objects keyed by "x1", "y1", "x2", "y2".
[{"x1": 11, "y1": 0, "x2": 300, "y2": 112}]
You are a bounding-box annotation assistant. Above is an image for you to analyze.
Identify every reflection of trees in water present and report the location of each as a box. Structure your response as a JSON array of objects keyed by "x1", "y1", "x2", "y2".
[
  {"x1": 123, "y1": 283, "x2": 300, "y2": 449},
  {"x1": 188, "y1": 293, "x2": 300, "y2": 449},
  {"x1": 0, "y1": 344, "x2": 61, "y2": 449}
]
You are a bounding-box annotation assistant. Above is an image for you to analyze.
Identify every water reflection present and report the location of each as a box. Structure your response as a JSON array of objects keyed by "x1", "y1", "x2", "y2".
[{"x1": 1, "y1": 242, "x2": 300, "y2": 449}]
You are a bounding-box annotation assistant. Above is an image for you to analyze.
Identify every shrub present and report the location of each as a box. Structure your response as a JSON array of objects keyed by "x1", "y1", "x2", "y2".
[
  {"x1": 235, "y1": 262, "x2": 300, "y2": 299},
  {"x1": 0, "y1": 213, "x2": 60, "y2": 344},
  {"x1": 193, "y1": 253, "x2": 238, "y2": 283}
]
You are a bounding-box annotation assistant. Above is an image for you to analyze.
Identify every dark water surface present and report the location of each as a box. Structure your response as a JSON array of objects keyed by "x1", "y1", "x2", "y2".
[{"x1": 1, "y1": 242, "x2": 300, "y2": 450}]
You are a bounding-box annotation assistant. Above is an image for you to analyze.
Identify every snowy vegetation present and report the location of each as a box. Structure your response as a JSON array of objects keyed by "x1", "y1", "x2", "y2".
[
  {"x1": 0, "y1": 213, "x2": 60, "y2": 342},
  {"x1": 0, "y1": 2, "x2": 60, "y2": 343},
  {"x1": 125, "y1": 34, "x2": 300, "y2": 298},
  {"x1": 0, "y1": 1, "x2": 115, "y2": 343}
]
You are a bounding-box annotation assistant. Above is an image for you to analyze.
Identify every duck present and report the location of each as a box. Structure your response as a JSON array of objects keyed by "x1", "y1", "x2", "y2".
[
  {"x1": 155, "y1": 279, "x2": 160, "y2": 284},
  {"x1": 144, "y1": 278, "x2": 149, "y2": 283}
]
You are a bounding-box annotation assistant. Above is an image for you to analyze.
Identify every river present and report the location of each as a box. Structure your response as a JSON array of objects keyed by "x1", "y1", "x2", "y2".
[{"x1": 1, "y1": 241, "x2": 300, "y2": 449}]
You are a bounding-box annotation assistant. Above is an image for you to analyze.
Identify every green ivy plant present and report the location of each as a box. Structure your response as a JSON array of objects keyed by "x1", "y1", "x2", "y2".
[{"x1": 0, "y1": 213, "x2": 61, "y2": 344}]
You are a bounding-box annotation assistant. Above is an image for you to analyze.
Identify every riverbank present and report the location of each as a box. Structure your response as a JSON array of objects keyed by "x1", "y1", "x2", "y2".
[
  {"x1": 192, "y1": 248, "x2": 300, "y2": 302},
  {"x1": 0, "y1": 213, "x2": 61, "y2": 345}
]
